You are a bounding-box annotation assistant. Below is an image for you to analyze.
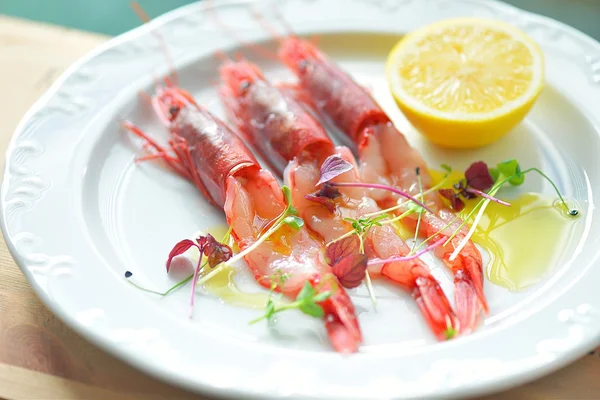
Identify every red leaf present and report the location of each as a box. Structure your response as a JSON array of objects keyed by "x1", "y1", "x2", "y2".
[
  {"x1": 465, "y1": 161, "x2": 494, "y2": 191},
  {"x1": 305, "y1": 194, "x2": 336, "y2": 213},
  {"x1": 332, "y1": 253, "x2": 368, "y2": 289},
  {"x1": 305, "y1": 183, "x2": 342, "y2": 213},
  {"x1": 317, "y1": 183, "x2": 342, "y2": 199},
  {"x1": 439, "y1": 189, "x2": 465, "y2": 212},
  {"x1": 166, "y1": 239, "x2": 197, "y2": 272},
  {"x1": 202, "y1": 234, "x2": 233, "y2": 268},
  {"x1": 326, "y1": 235, "x2": 360, "y2": 266}
]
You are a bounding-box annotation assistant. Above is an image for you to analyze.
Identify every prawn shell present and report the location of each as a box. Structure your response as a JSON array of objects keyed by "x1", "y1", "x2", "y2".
[
  {"x1": 219, "y1": 60, "x2": 333, "y2": 175},
  {"x1": 171, "y1": 105, "x2": 259, "y2": 208},
  {"x1": 278, "y1": 37, "x2": 388, "y2": 147}
]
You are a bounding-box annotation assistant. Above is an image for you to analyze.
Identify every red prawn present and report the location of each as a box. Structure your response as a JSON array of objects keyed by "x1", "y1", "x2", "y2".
[
  {"x1": 218, "y1": 59, "x2": 459, "y2": 340},
  {"x1": 246, "y1": 8, "x2": 488, "y2": 333},
  {"x1": 123, "y1": 79, "x2": 363, "y2": 352}
]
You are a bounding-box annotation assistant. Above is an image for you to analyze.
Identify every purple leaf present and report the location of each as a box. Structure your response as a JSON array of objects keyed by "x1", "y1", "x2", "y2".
[
  {"x1": 465, "y1": 161, "x2": 494, "y2": 191},
  {"x1": 317, "y1": 183, "x2": 342, "y2": 199},
  {"x1": 305, "y1": 194, "x2": 337, "y2": 213},
  {"x1": 317, "y1": 155, "x2": 354, "y2": 185},
  {"x1": 332, "y1": 253, "x2": 368, "y2": 289},
  {"x1": 439, "y1": 189, "x2": 465, "y2": 212},
  {"x1": 166, "y1": 239, "x2": 197, "y2": 272},
  {"x1": 326, "y1": 236, "x2": 360, "y2": 265},
  {"x1": 305, "y1": 183, "x2": 342, "y2": 213},
  {"x1": 202, "y1": 234, "x2": 233, "y2": 268}
]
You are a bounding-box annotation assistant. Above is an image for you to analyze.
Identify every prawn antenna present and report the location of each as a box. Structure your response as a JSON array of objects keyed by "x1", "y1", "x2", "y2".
[
  {"x1": 272, "y1": 2, "x2": 296, "y2": 37},
  {"x1": 251, "y1": 4, "x2": 321, "y2": 47},
  {"x1": 206, "y1": 0, "x2": 278, "y2": 61},
  {"x1": 130, "y1": 1, "x2": 179, "y2": 86},
  {"x1": 248, "y1": 6, "x2": 286, "y2": 44}
]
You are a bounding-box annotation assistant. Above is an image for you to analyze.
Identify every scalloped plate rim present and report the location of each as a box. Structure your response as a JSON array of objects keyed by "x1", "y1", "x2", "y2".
[{"x1": 2, "y1": 0, "x2": 600, "y2": 399}]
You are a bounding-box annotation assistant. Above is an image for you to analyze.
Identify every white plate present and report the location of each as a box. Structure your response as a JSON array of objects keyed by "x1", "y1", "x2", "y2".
[{"x1": 2, "y1": 0, "x2": 600, "y2": 398}]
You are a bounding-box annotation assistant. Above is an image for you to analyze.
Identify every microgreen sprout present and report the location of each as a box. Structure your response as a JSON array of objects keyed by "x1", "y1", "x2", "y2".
[
  {"x1": 250, "y1": 269, "x2": 290, "y2": 324},
  {"x1": 411, "y1": 168, "x2": 425, "y2": 252},
  {"x1": 126, "y1": 186, "x2": 304, "y2": 317},
  {"x1": 337, "y1": 214, "x2": 389, "y2": 306},
  {"x1": 446, "y1": 163, "x2": 578, "y2": 261},
  {"x1": 423, "y1": 159, "x2": 579, "y2": 262},
  {"x1": 366, "y1": 237, "x2": 446, "y2": 266},
  {"x1": 124, "y1": 270, "x2": 193, "y2": 296},
  {"x1": 364, "y1": 164, "x2": 453, "y2": 218},
  {"x1": 125, "y1": 229, "x2": 233, "y2": 315},
  {"x1": 330, "y1": 181, "x2": 434, "y2": 214},
  {"x1": 162, "y1": 234, "x2": 234, "y2": 317},
  {"x1": 444, "y1": 325, "x2": 457, "y2": 340},
  {"x1": 250, "y1": 280, "x2": 333, "y2": 324},
  {"x1": 197, "y1": 185, "x2": 304, "y2": 286},
  {"x1": 317, "y1": 155, "x2": 434, "y2": 214},
  {"x1": 438, "y1": 161, "x2": 509, "y2": 211}
]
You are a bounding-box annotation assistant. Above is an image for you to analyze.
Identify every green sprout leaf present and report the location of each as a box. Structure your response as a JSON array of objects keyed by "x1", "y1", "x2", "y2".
[
  {"x1": 299, "y1": 302, "x2": 325, "y2": 318},
  {"x1": 444, "y1": 326, "x2": 457, "y2": 340},
  {"x1": 249, "y1": 280, "x2": 333, "y2": 325},
  {"x1": 283, "y1": 215, "x2": 304, "y2": 230},
  {"x1": 312, "y1": 290, "x2": 332, "y2": 303},
  {"x1": 282, "y1": 185, "x2": 293, "y2": 206},
  {"x1": 264, "y1": 300, "x2": 276, "y2": 321},
  {"x1": 440, "y1": 163, "x2": 452, "y2": 174},
  {"x1": 296, "y1": 281, "x2": 315, "y2": 301},
  {"x1": 408, "y1": 200, "x2": 425, "y2": 213},
  {"x1": 496, "y1": 159, "x2": 525, "y2": 186},
  {"x1": 489, "y1": 167, "x2": 500, "y2": 183}
]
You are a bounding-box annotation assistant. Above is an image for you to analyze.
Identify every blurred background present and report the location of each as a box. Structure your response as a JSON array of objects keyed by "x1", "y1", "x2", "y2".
[{"x1": 2, "y1": 0, "x2": 600, "y2": 39}]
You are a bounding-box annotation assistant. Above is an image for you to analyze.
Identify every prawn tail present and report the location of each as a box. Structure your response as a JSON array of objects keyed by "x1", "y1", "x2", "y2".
[
  {"x1": 412, "y1": 276, "x2": 459, "y2": 340},
  {"x1": 313, "y1": 277, "x2": 362, "y2": 353},
  {"x1": 465, "y1": 255, "x2": 489, "y2": 313},
  {"x1": 453, "y1": 269, "x2": 484, "y2": 335}
]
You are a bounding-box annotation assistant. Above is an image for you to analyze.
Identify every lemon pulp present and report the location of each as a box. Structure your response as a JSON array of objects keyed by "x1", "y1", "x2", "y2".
[
  {"x1": 386, "y1": 18, "x2": 544, "y2": 148},
  {"x1": 397, "y1": 25, "x2": 536, "y2": 115}
]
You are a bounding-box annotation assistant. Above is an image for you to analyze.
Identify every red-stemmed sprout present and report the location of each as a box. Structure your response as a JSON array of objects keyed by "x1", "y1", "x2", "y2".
[
  {"x1": 166, "y1": 234, "x2": 233, "y2": 317},
  {"x1": 314, "y1": 155, "x2": 434, "y2": 214},
  {"x1": 124, "y1": 229, "x2": 233, "y2": 305},
  {"x1": 367, "y1": 237, "x2": 446, "y2": 266},
  {"x1": 438, "y1": 161, "x2": 510, "y2": 212},
  {"x1": 418, "y1": 159, "x2": 579, "y2": 263}
]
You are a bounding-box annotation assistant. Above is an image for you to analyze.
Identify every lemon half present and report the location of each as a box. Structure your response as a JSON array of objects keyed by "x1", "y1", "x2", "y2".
[{"x1": 386, "y1": 18, "x2": 544, "y2": 148}]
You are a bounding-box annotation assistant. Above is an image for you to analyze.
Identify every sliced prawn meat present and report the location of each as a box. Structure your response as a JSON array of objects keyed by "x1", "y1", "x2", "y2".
[
  {"x1": 224, "y1": 168, "x2": 362, "y2": 351},
  {"x1": 124, "y1": 82, "x2": 362, "y2": 353},
  {"x1": 278, "y1": 35, "x2": 487, "y2": 332},
  {"x1": 219, "y1": 58, "x2": 459, "y2": 339},
  {"x1": 285, "y1": 146, "x2": 458, "y2": 339},
  {"x1": 360, "y1": 123, "x2": 489, "y2": 330}
]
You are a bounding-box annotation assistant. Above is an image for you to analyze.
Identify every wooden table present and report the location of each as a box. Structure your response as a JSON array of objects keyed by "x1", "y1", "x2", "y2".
[{"x1": 1, "y1": 15, "x2": 599, "y2": 400}]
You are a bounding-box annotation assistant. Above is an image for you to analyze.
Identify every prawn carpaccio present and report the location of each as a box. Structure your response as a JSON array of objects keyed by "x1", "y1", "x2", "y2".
[
  {"x1": 277, "y1": 36, "x2": 489, "y2": 333},
  {"x1": 219, "y1": 59, "x2": 459, "y2": 340},
  {"x1": 124, "y1": 82, "x2": 362, "y2": 353}
]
